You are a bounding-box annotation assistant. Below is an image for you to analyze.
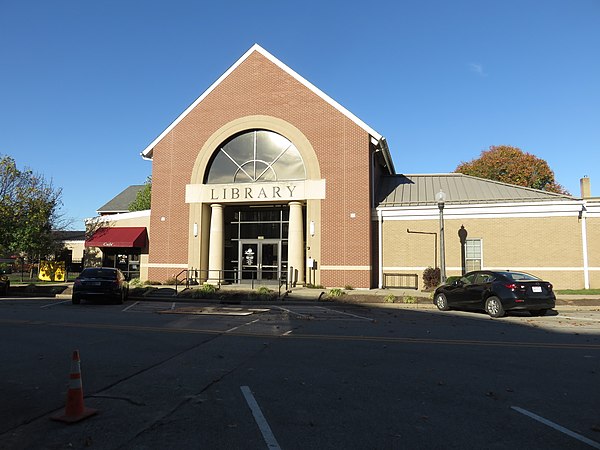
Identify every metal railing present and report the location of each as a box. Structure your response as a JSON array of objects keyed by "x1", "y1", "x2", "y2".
[
  {"x1": 383, "y1": 273, "x2": 419, "y2": 290},
  {"x1": 175, "y1": 268, "x2": 289, "y2": 296}
]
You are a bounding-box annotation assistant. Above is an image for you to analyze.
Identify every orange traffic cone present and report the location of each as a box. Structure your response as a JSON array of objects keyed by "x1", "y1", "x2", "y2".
[{"x1": 51, "y1": 350, "x2": 98, "y2": 423}]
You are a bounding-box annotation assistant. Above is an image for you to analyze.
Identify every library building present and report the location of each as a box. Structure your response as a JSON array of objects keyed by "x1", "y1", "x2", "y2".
[{"x1": 86, "y1": 44, "x2": 600, "y2": 290}]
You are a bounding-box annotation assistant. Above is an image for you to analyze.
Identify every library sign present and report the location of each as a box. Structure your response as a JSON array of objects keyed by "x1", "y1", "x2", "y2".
[{"x1": 185, "y1": 180, "x2": 326, "y2": 204}]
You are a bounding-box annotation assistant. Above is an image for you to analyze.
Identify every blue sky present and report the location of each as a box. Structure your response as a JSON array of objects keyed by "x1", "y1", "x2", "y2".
[{"x1": 1, "y1": 0, "x2": 599, "y2": 229}]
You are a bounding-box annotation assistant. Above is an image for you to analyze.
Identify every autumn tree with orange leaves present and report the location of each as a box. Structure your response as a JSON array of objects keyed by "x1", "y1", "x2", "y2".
[{"x1": 455, "y1": 145, "x2": 569, "y2": 195}]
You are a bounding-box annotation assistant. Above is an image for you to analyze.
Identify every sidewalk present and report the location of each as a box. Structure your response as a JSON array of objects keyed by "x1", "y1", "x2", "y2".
[
  {"x1": 7, "y1": 283, "x2": 600, "y2": 310},
  {"x1": 282, "y1": 287, "x2": 600, "y2": 310}
]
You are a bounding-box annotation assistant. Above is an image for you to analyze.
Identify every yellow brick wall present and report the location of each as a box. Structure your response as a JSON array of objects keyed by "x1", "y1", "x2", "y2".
[{"x1": 383, "y1": 215, "x2": 593, "y2": 290}]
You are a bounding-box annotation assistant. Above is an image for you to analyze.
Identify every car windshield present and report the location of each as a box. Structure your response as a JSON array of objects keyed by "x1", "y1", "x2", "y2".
[
  {"x1": 80, "y1": 269, "x2": 116, "y2": 280},
  {"x1": 499, "y1": 271, "x2": 541, "y2": 281}
]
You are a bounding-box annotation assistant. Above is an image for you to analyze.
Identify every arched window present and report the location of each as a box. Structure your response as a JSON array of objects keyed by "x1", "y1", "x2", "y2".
[{"x1": 205, "y1": 130, "x2": 306, "y2": 184}]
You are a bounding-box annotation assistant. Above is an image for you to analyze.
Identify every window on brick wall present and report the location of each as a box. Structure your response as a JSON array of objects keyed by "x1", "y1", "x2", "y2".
[
  {"x1": 205, "y1": 129, "x2": 306, "y2": 183},
  {"x1": 465, "y1": 238, "x2": 482, "y2": 271}
]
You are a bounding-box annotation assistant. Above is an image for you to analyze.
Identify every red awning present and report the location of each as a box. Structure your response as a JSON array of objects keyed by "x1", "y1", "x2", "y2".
[{"x1": 85, "y1": 227, "x2": 148, "y2": 248}]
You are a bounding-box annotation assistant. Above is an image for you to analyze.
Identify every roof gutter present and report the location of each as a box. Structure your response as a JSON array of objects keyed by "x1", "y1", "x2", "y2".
[{"x1": 141, "y1": 149, "x2": 153, "y2": 161}]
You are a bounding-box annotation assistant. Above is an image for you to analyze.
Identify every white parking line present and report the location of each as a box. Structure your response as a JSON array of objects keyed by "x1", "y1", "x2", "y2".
[
  {"x1": 122, "y1": 301, "x2": 139, "y2": 312},
  {"x1": 273, "y1": 305, "x2": 311, "y2": 318},
  {"x1": 240, "y1": 386, "x2": 281, "y2": 450},
  {"x1": 40, "y1": 300, "x2": 70, "y2": 308},
  {"x1": 511, "y1": 406, "x2": 600, "y2": 449},
  {"x1": 225, "y1": 319, "x2": 260, "y2": 333},
  {"x1": 317, "y1": 306, "x2": 374, "y2": 322}
]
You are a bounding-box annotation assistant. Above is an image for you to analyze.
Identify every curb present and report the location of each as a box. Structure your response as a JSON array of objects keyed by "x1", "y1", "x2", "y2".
[{"x1": 48, "y1": 294, "x2": 600, "y2": 312}]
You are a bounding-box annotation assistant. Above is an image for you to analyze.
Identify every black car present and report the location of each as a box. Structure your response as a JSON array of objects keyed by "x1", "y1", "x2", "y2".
[
  {"x1": 433, "y1": 270, "x2": 555, "y2": 318},
  {"x1": 72, "y1": 267, "x2": 129, "y2": 305}
]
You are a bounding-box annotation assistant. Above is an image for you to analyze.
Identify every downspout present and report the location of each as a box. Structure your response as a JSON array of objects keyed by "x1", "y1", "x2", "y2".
[
  {"x1": 580, "y1": 203, "x2": 590, "y2": 289},
  {"x1": 378, "y1": 208, "x2": 383, "y2": 289},
  {"x1": 371, "y1": 148, "x2": 381, "y2": 208}
]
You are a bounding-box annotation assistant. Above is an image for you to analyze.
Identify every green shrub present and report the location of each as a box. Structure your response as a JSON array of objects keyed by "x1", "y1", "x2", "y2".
[
  {"x1": 163, "y1": 277, "x2": 178, "y2": 285},
  {"x1": 344, "y1": 285, "x2": 354, "y2": 290},
  {"x1": 305, "y1": 284, "x2": 325, "y2": 289},
  {"x1": 250, "y1": 286, "x2": 278, "y2": 301},
  {"x1": 129, "y1": 277, "x2": 142, "y2": 287},
  {"x1": 257, "y1": 286, "x2": 272, "y2": 295},
  {"x1": 326, "y1": 288, "x2": 345, "y2": 299},
  {"x1": 188, "y1": 283, "x2": 218, "y2": 299},
  {"x1": 144, "y1": 280, "x2": 162, "y2": 286},
  {"x1": 384, "y1": 293, "x2": 396, "y2": 303},
  {"x1": 200, "y1": 283, "x2": 217, "y2": 294},
  {"x1": 403, "y1": 295, "x2": 416, "y2": 304},
  {"x1": 422, "y1": 267, "x2": 440, "y2": 290}
]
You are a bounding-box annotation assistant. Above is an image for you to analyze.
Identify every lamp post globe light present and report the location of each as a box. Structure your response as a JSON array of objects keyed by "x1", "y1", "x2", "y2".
[{"x1": 436, "y1": 189, "x2": 447, "y2": 283}]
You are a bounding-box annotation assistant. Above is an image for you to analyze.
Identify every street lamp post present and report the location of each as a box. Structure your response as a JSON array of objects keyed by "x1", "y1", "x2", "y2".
[
  {"x1": 458, "y1": 225, "x2": 468, "y2": 275},
  {"x1": 436, "y1": 190, "x2": 447, "y2": 283}
]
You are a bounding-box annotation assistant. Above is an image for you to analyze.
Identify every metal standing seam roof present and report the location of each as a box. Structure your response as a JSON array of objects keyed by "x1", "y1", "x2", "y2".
[
  {"x1": 377, "y1": 173, "x2": 575, "y2": 207},
  {"x1": 96, "y1": 185, "x2": 145, "y2": 213}
]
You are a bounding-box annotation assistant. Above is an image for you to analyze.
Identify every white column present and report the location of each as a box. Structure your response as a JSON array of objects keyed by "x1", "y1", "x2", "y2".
[
  {"x1": 378, "y1": 209, "x2": 383, "y2": 289},
  {"x1": 288, "y1": 201, "x2": 304, "y2": 286},
  {"x1": 207, "y1": 204, "x2": 224, "y2": 285}
]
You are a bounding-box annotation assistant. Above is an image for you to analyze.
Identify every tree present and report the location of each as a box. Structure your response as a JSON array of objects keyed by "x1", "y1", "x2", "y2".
[
  {"x1": 128, "y1": 176, "x2": 152, "y2": 212},
  {"x1": 0, "y1": 155, "x2": 64, "y2": 259},
  {"x1": 455, "y1": 145, "x2": 569, "y2": 195}
]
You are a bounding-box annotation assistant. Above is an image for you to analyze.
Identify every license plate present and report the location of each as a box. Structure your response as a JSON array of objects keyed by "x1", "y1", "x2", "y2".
[
  {"x1": 532, "y1": 286, "x2": 542, "y2": 293},
  {"x1": 87, "y1": 281, "x2": 101, "y2": 286}
]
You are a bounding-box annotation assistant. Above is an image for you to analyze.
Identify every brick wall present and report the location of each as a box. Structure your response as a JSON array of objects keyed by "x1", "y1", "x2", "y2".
[{"x1": 147, "y1": 50, "x2": 374, "y2": 286}]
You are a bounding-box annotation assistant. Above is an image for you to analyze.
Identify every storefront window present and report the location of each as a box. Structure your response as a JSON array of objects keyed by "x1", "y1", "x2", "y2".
[{"x1": 101, "y1": 249, "x2": 141, "y2": 280}]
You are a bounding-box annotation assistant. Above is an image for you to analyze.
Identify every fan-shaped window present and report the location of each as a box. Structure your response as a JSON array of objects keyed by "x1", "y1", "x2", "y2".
[{"x1": 205, "y1": 130, "x2": 306, "y2": 184}]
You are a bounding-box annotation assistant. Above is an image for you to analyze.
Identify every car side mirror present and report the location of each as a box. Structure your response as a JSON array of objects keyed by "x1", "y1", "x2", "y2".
[{"x1": 453, "y1": 279, "x2": 463, "y2": 286}]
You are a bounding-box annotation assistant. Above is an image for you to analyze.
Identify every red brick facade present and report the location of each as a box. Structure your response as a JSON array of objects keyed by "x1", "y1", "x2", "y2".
[{"x1": 146, "y1": 47, "x2": 381, "y2": 287}]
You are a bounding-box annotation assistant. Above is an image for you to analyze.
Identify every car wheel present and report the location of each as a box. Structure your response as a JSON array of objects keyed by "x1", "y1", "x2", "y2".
[
  {"x1": 115, "y1": 291, "x2": 124, "y2": 305},
  {"x1": 435, "y1": 293, "x2": 450, "y2": 311},
  {"x1": 530, "y1": 309, "x2": 548, "y2": 317},
  {"x1": 485, "y1": 296, "x2": 505, "y2": 318},
  {"x1": 72, "y1": 294, "x2": 81, "y2": 305}
]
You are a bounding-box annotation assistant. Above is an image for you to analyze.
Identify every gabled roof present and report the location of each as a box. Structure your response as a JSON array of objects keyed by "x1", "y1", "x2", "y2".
[
  {"x1": 97, "y1": 185, "x2": 144, "y2": 214},
  {"x1": 140, "y1": 44, "x2": 394, "y2": 172},
  {"x1": 377, "y1": 173, "x2": 575, "y2": 207}
]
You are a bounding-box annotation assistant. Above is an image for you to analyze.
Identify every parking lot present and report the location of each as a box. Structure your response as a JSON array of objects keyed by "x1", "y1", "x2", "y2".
[{"x1": 1, "y1": 297, "x2": 599, "y2": 449}]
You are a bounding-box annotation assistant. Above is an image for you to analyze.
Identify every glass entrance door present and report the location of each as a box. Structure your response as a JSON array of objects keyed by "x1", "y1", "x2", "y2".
[{"x1": 239, "y1": 240, "x2": 280, "y2": 282}]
